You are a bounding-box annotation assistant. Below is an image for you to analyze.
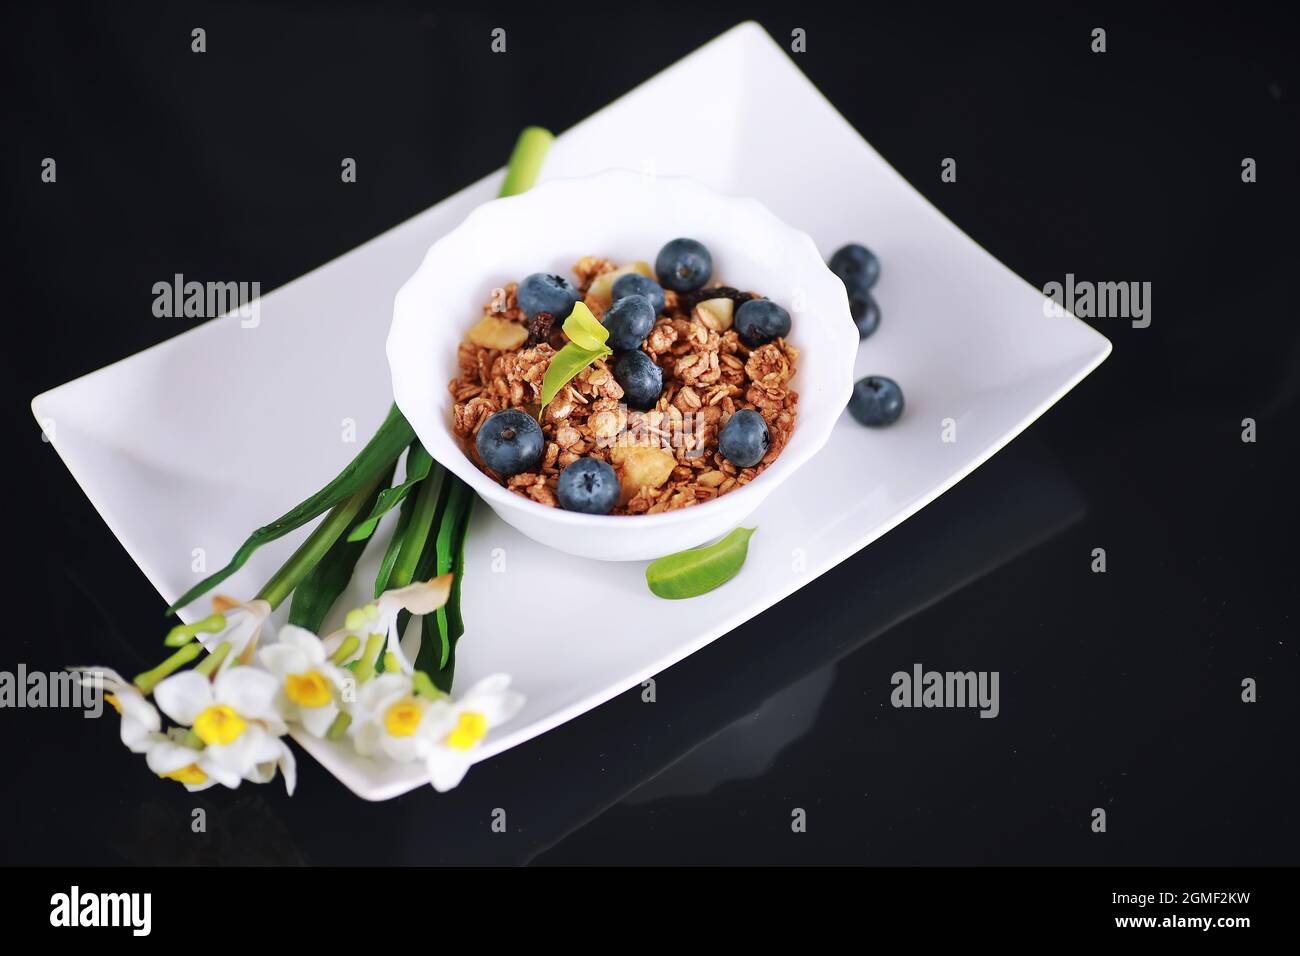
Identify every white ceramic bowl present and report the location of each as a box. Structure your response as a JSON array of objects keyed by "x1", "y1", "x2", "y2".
[{"x1": 388, "y1": 169, "x2": 857, "y2": 561}]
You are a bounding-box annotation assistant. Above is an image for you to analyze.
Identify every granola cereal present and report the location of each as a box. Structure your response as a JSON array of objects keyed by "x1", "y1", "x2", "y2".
[{"x1": 450, "y1": 248, "x2": 799, "y2": 515}]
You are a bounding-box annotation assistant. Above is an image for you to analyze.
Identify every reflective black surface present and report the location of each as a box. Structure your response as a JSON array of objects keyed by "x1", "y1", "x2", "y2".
[{"x1": 2, "y1": 2, "x2": 1297, "y2": 865}]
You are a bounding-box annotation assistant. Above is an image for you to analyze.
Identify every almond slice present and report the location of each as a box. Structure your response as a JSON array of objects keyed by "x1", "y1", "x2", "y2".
[
  {"x1": 693, "y1": 297, "x2": 734, "y2": 331},
  {"x1": 465, "y1": 314, "x2": 528, "y2": 350}
]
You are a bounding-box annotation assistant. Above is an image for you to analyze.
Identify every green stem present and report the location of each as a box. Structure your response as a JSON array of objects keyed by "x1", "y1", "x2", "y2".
[
  {"x1": 413, "y1": 670, "x2": 447, "y2": 701},
  {"x1": 326, "y1": 712, "x2": 352, "y2": 740},
  {"x1": 164, "y1": 613, "x2": 226, "y2": 648},
  {"x1": 352, "y1": 633, "x2": 386, "y2": 685},
  {"x1": 389, "y1": 470, "x2": 442, "y2": 590},
  {"x1": 499, "y1": 127, "x2": 554, "y2": 198},
  {"x1": 328, "y1": 634, "x2": 360, "y2": 666},
  {"x1": 134, "y1": 643, "x2": 203, "y2": 694},
  {"x1": 256, "y1": 477, "x2": 382, "y2": 610},
  {"x1": 195, "y1": 641, "x2": 232, "y2": 677}
]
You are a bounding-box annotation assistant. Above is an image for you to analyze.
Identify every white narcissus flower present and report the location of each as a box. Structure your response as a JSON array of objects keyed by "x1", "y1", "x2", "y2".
[
  {"x1": 420, "y1": 675, "x2": 525, "y2": 792},
  {"x1": 143, "y1": 727, "x2": 296, "y2": 795},
  {"x1": 257, "y1": 625, "x2": 353, "y2": 737},
  {"x1": 323, "y1": 574, "x2": 453, "y2": 674},
  {"x1": 350, "y1": 673, "x2": 430, "y2": 764},
  {"x1": 71, "y1": 667, "x2": 161, "y2": 754},
  {"x1": 350, "y1": 671, "x2": 524, "y2": 792},
  {"x1": 153, "y1": 667, "x2": 288, "y2": 790}
]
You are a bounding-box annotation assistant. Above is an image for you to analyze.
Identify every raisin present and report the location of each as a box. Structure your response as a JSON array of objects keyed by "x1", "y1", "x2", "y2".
[
  {"x1": 680, "y1": 286, "x2": 756, "y2": 311},
  {"x1": 526, "y1": 310, "x2": 555, "y2": 347}
]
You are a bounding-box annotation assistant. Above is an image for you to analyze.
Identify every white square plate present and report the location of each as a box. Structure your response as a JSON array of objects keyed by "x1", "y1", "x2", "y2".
[{"x1": 32, "y1": 22, "x2": 1109, "y2": 800}]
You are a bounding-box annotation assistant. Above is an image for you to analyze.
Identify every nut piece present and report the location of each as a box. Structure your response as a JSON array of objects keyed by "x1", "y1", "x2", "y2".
[
  {"x1": 693, "y1": 297, "x2": 734, "y2": 332},
  {"x1": 466, "y1": 314, "x2": 528, "y2": 350},
  {"x1": 611, "y1": 444, "x2": 676, "y2": 498},
  {"x1": 585, "y1": 261, "x2": 654, "y2": 311}
]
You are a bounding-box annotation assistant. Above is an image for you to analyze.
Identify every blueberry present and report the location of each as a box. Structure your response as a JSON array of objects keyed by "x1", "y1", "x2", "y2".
[
  {"x1": 613, "y1": 349, "x2": 663, "y2": 411},
  {"x1": 556, "y1": 457, "x2": 620, "y2": 515},
  {"x1": 603, "y1": 293, "x2": 656, "y2": 351},
  {"x1": 475, "y1": 408, "x2": 545, "y2": 476},
  {"x1": 517, "y1": 273, "x2": 580, "y2": 322},
  {"x1": 612, "y1": 273, "x2": 666, "y2": 313},
  {"x1": 718, "y1": 409, "x2": 771, "y2": 468},
  {"x1": 849, "y1": 289, "x2": 881, "y2": 339},
  {"x1": 655, "y1": 238, "x2": 712, "y2": 292},
  {"x1": 847, "y1": 376, "x2": 904, "y2": 427},
  {"x1": 734, "y1": 298, "x2": 792, "y2": 348},
  {"x1": 829, "y1": 243, "x2": 880, "y2": 290}
]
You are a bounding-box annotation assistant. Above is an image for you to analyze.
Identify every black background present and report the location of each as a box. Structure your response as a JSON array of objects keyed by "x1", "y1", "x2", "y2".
[{"x1": 1, "y1": 1, "x2": 1297, "y2": 867}]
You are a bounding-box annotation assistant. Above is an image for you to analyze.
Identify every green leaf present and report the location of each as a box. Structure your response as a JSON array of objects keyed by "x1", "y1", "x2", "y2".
[
  {"x1": 167, "y1": 404, "x2": 413, "y2": 614},
  {"x1": 388, "y1": 465, "x2": 449, "y2": 591},
  {"x1": 346, "y1": 442, "x2": 433, "y2": 543},
  {"x1": 561, "y1": 301, "x2": 609, "y2": 352},
  {"x1": 538, "y1": 342, "x2": 610, "y2": 412},
  {"x1": 415, "y1": 478, "x2": 472, "y2": 681},
  {"x1": 288, "y1": 465, "x2": 393, "y2": 633},
  {"x1": 375, "y1": 466, "x2": 446, "y2": 598},
  {"x1": 645, "y1": 527, "x2": 757, "y2": 600}
]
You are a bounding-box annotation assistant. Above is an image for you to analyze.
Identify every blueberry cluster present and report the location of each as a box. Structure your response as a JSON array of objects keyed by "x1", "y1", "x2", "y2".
[
  {"x1": 829, "y1": 243, "x2": 883, "y2": 340},
  {"x1": 830, "y1": 243, "x2": 905, "y2": 428}
]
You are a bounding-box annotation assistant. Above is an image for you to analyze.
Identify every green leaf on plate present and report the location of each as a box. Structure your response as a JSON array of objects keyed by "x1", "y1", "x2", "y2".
[
  {"x1": 644, "y1": 527, "x2": 757, "y2": 600},
  {"x1": 166, "y1": 403, "x2": 414, "y2": 614},
  {"x1": 346, "y1": 441, "x2": 433, "y2": 543}
]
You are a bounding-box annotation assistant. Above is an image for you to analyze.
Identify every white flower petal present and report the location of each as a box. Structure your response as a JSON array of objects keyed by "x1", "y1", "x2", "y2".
[
  {"x1": 71, "y1": 666, "x2": 128, "y2": 689},
  {"x1": 379, "y1": 574, "x2": 453, "y2": 617},
  {"x1": 460, "y1": 680, "x2": 526, "y2": 727},
  {"x1": 355, "y1": 672, "x2": 412, "y2": 712},
  {"x1": 153, "y1": 671, "x2": 213, "y2": 726},
  {"x1": 201, "y1": 759, "x2": 244, "y2": 789},
  {"x1": 277, "y1": 740, "x2": 297, "y2": 796},
  {"x1": 120, "y1": 715, "x2": 159, "y2": 753},
  {"x1": 381, "y1": 732, "x2": 429, "y2": 764},
  {"x1": 352, "y1": 721, "x2": 382, "y2": 757},
  {"x1": 257, "y1": 643, "x2": 310, "y2": 678},
  {"x1": 460, "y1": 673, "x2": 513, "y2": 699},
  {"x1": 274, "y1": 625, "x2": 327, "y2": 665},
  {"x1": 298, "y1": 701, "x2": 339, "y2": 738},
  {"x1": 117, "y1": 691, "x2": 162, "y2": 734},
  {"x1": 146, "y1": 739, "x2": 202, "y2": 775},
  {"x1": 426, "y1": 750, "x2": 472, "y2": 792},
  {"x1": 204, "y1": 724, "x2": 271, "y2": 775},
  {"x1": 212, "y1": 667, "x2": 279, "y2": 721}
]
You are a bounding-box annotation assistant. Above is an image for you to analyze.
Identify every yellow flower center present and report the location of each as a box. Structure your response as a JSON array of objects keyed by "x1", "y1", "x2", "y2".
[
  {"x1": 105, "y1": 693, "x2": 122, "y2": 715},
  {"x1": 193, "y1": 704, "x2": 246, "y2": 746},
  {"x1": 383, "y1": 698, "x2": 424, "y2": 737},
  {"x1": 160, "y1": 763, "x2": 208, "y2": 785},
  {"x1": 285, "y1": 670, "x2": 332, "y2": 708},
  {"x1": 444, "y1": 711, "x2": 488, "y2": 751}
]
